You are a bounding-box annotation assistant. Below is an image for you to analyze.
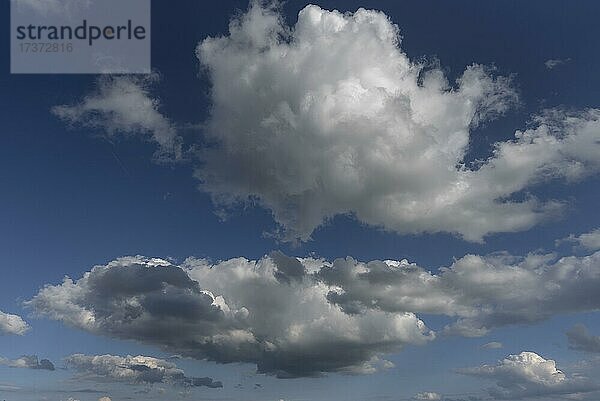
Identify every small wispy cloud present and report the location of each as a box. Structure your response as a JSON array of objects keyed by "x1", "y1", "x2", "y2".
[
  {"x1": 51, "y1": 74, "x2": 182, "y2": 162},
  {"x1": 481, "y1": 341, "x2": 503, "y2": 350},
  {"x1": 545, "y1": 58, "x2": 571, "y2": 69}
]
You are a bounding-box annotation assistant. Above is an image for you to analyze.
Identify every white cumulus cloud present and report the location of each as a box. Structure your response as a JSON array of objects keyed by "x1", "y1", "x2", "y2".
[
  {"x1": 28, "y1": 254, "x2": 433, "y2": 378},
  {"x1": 49, "y1": 3, "x2": 600, "y2": 243},
  {"x1": 0, "y1": 310, "x2": 30, "y2": 336},
  {"x1": 195, "y1": 3, "x2": 600, "y2": 242},
  {"x1": 458, "y1": 351, "x2": 598, "y2": 399}
]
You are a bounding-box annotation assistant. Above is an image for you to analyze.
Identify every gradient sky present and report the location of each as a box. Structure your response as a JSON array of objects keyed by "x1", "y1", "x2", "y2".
[{"x1": 1, "y1": 1, "x2": 600, "y2": 401}]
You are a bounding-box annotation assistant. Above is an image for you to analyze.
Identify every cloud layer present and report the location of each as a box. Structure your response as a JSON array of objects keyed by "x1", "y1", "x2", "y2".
[
  {"x1": 0, "y1": 355, "x2": 55, "y2": 371},
  {"x1": 195, "y1": 3, "x2": 600, "y2": 242},
  {"x1": 0, "y1": 310, "x2": 30, "y2": 335},
  {"x1": 28, "y1": 255, "x2": 432, "y2": 378},
  {"x1": 26, "y1": 230, "x2": 600, "y2": 376},
  {"x1": 458, "y1": 351, "x2": 598, "y2": 399},
  {"x1": 65, "y1": 354, "x2": 222, "y2": 388}
]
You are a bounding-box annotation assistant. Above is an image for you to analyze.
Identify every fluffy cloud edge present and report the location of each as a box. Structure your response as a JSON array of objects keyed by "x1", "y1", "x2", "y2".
[
  {"x1": 559, "y1": 228, "x2": 600, "y2": 252},
  {"x1": 195, "y1": 3, "x2": 600, "y2": 242},
  {"x1": 0, "y1": 310, "x2": 30, "y2": 336},
  {"x1": 457, "y1": 351, "x2": 598, "y2": 399}
]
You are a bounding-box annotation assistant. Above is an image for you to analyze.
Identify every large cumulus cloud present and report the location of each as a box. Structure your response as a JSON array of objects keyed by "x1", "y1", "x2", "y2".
[
  {"x1": 49, "y1": 3, "x2": 600, "y2": 242},
  {"x1": 27, "y1": 255, "x2": 433, "y2": 378},
  {"x1": 65, "y1": 354, "x2": 222, "y2": 388},
  {"x1": 26, "y1": 231, "x2": 600, "y2": 375},
  {"x1": 458, "y1": 351, "x2": 598, "y2": 399},
  {"x1": 195, "y1": 3, "x2": 600, "y2": 242}
]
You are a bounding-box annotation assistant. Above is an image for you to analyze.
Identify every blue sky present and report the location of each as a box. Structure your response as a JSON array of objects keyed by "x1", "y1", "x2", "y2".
[{"x1": 1, "y1": 1, "x2": 600, "y2": 401}]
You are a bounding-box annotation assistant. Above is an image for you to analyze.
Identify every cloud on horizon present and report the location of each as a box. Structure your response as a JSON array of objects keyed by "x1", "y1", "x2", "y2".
[
  {"x1": 65, "y1": 354, "x2": 222, "y2": 388},
  {"x1": 0, "y1": 355, "x2": 55, "y2": 371},
  {"x1": 458, "y1": 351, "x2": 598, "y2": 399},
  {"x1": 413, "y1": 391, "x2": 442, "y2": 400}
]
